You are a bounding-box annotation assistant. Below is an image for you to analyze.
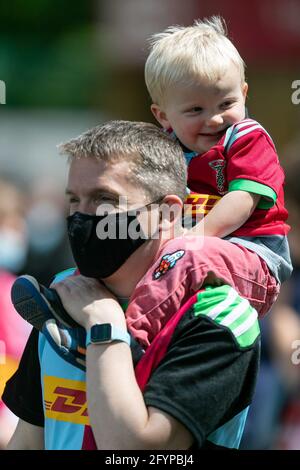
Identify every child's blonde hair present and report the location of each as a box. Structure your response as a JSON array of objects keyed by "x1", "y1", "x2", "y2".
[{"x1": 145, "y1": 16, "x2": 246, "y2": 105}]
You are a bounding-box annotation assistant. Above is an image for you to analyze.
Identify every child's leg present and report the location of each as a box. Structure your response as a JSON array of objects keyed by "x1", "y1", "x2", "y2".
[{"x1": 126, "y1": 236, "x2": 279, "y2": 347}]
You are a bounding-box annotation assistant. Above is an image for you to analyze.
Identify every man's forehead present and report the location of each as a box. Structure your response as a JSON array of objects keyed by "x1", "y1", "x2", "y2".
[
  {"x1": 68, "y1": 157, "x2": 126, "y2": 184},
  {"x1": 66, "y1": 174, "x2": 129, "y2": 198},
  {"x1": 66, "y1": 157, "x2": 144, "y2": 201}
]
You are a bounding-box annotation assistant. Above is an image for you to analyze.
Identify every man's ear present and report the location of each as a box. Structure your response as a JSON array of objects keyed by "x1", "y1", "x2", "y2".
[
  {"x1": 151, "y1": 104, "x2": 171, "y2": 130},
  {"x1": 159, "y1": 195, "x2": 183, "y2": 239}
]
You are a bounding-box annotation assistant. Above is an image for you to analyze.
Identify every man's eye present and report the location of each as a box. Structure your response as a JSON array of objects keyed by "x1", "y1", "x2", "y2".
[
  {"x1": 95, "y1": 196, "x2": 118, "y2": 206},
  {"x1": 96, "y1": 196, "x2": 112, "y2": 202},
  {"x1": 69, "y1": 197, "x2": 79, "y2": 204}
]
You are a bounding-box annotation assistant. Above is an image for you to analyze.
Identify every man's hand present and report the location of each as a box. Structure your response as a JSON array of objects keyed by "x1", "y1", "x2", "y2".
[{"x1": 51, "y1": 275, "x2": 126, "y2": 331}]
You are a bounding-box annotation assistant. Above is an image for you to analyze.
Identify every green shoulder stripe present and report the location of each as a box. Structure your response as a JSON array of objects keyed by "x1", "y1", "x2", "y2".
[{"x1": 193, "y1": 285, "x2": 260, "y2": 348}]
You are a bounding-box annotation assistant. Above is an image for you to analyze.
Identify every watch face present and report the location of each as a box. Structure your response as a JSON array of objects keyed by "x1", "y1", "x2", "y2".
[{"x1": 92, "y1": 323, "x2": 112, "y2": 342}]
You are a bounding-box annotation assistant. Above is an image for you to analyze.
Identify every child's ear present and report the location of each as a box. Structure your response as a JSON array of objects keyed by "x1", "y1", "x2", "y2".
[
  {"x1": 242, "y1": 82, "x2": 248, "y2": 99},
  {"x1": 151, "y1": 104, "x2": 171, "y2": 130}
]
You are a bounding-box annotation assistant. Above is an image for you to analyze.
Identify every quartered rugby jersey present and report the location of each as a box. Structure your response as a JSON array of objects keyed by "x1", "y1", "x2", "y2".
[
  {"x1": 39, "y1": 270, "x2": 260, "y2": 450},
  {"x1": 184, "y1": 118, "x2": 289, "y2": 237},
  {"x1": 181, "y1": 118, "x2": 292, "y2": 283}
]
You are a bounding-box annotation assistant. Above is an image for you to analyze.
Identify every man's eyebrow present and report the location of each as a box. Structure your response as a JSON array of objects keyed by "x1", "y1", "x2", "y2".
[{"x1": 65, "y1": 187, "x2": 121, "y2": 198}]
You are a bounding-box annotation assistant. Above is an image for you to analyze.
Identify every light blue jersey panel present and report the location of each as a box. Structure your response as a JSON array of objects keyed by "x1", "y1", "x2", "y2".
[
  {"x1": 207, "y1": 407, "x2": 249, "y2": 448},
  {"x1": 52, "y1": 267, "x2": 77, "y2": 283},
  {"x1": 39, "y1": 333, "x2": 87, "y2": 450},
  {"x1": 38, "y1": 267, "x2": 88, "y2": 450}
]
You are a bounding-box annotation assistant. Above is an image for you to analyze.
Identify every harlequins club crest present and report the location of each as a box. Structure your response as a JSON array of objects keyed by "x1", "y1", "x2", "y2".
[
  {"x1": 153, "y1": 250, "x2": 185, "y2": 280},
  {"x1": 209, "y1": 159, "x2": 226, "y2": 194}
]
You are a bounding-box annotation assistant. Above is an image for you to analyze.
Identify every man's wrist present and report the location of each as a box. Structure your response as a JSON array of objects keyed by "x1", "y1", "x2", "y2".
[
  {"x1": 84, "y1": 317, "x2": 126, "y2": 332},
  {"x1": 83, "y1": 300, "x2": 126, "y2": 332},
  {"x1": 85, "y1": 323, "x2": 131, "y2": 348},
  {"x1": 84, "y1": 318, "x2": 99, "y2": 332}
]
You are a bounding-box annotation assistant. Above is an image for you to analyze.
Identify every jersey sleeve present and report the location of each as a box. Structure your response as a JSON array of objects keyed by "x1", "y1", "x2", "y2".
[
  {"x1": 1, "y1": 328, "x2": 44, "y2": 427},
  {"x1": 143, "y1": 301, "x2": 260, "y2": 447},
  {"x1": 225, "y1": 121, "x2": 285, "y2": 209}
]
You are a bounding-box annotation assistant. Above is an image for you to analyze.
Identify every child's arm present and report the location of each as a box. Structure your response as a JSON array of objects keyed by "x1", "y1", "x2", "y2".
[{"x1": 190, "y1": 190, "x2": 261, "y2": 238}]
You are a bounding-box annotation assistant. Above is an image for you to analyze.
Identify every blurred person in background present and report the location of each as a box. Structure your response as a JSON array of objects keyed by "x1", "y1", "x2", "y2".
[
  {"x1": 269, "y1": 151, "x2": 300, "y2": 450},
  {"x1": 240, "y1": 143, "x2": 300, "y2": 449},
  {"x1": 0, "y1": 179, "x2": 31, "y2": 448},
  {"x1": 0, "y1": 179, "x2": 28, "y2": 275},
  {"x1": 24, "y1": 178, "x2": 74, "y2": 287}
]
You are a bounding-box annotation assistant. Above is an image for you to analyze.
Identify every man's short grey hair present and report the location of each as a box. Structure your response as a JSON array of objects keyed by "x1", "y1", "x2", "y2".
[
  {"x1": 145, "y1": 15, "x2": 246, "y2": 105},
  {"x1": 58, "y1": 120, "x2": 187, "y2": 201}
]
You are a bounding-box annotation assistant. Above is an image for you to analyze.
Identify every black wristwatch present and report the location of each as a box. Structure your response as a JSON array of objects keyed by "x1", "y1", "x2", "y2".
[{"x1": 85, "y1": 323, "x2": 131, "y2": 347}]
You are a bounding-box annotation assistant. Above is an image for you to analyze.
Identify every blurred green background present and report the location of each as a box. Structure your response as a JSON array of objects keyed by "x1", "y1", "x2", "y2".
[{"x1": 0, "y1": 0, "x2": 299, "y2": 151}]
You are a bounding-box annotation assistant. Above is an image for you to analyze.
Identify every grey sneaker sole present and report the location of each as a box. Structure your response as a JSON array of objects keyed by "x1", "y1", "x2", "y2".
[{"x1": 11, "y1": 275, "x2": 79, "y2": 330}]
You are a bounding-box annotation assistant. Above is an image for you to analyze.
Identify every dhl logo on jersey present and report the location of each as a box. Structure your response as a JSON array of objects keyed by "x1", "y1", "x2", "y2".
[
  {"x1": 185, "y1": 193, "x2": 221, "y2": 216},
  {"x1": 44, "y1": 376, "x2": 89, "y2": 425}
]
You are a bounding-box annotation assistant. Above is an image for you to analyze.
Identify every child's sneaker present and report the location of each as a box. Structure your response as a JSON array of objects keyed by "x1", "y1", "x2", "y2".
[
  {"x1": 11, "y1": 275, "x2": 144, "y2": 370},
  {"x1": 11, "y1": 274, "x2": 80, "y2": 330}
]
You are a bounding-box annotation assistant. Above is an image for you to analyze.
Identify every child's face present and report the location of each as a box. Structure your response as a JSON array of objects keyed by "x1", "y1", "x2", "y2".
[{"x1": 151, "y1": 66, "x2": 248, "y2": 154}]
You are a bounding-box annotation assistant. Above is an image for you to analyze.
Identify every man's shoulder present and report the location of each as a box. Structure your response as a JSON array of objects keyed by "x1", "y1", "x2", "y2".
[
  {"x1": 157, "y1": 236, "x2": 216, "y2": 259},
  {"x1": 152, "y1": 236, "x2": 207, "y2": 278},
  {"x1": 127, "y1": 237, "x2": 211, "y2": 347}
]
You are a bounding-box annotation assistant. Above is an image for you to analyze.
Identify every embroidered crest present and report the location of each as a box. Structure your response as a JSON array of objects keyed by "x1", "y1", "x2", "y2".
[
  {"x1": 153, "y1": 250, "x2": 185, "y2": 280},
  {"x1": 209, "y1": 159, "x2": 226, "y2": 194}
]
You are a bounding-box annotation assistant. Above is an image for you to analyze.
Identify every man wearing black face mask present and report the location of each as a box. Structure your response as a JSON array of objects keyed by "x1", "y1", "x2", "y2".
[{"x1": 3, "y1": 120, "x2": 262, "y2": 450}]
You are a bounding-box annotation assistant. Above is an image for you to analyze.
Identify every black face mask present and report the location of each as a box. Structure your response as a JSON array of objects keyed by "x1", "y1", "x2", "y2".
[{"x1": 67, "y1": 204, "x2": 157, "y2": 279}]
